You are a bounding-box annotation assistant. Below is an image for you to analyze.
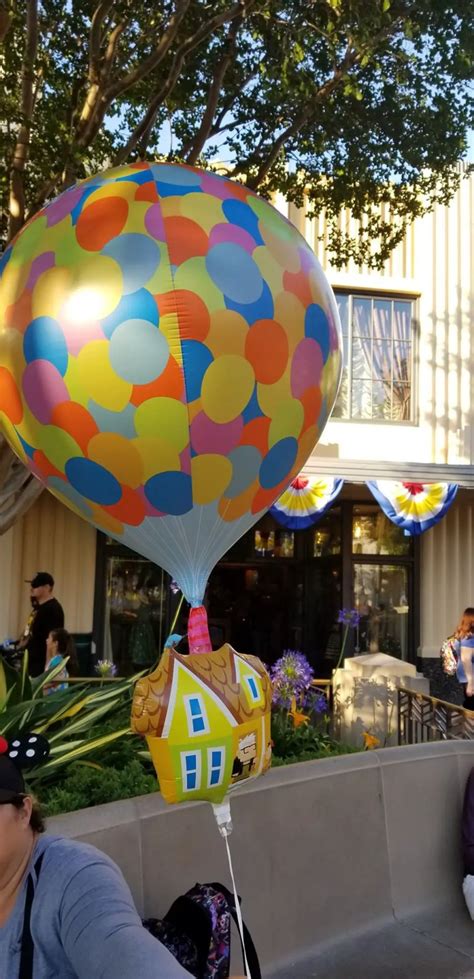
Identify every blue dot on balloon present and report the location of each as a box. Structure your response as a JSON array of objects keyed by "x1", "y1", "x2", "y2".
[
  {"x1": 0, "y1": 246, "x2": 12, "y2": 276},
  {"x1": 102, "y1": 289, "x2": 159, "y2": 338},
  {"x1": 181, "y1": 341, "x2": 214, "y2": 401},
  {"x1": 24, "y1": 317, "x2": 68, "y2": 375},
  {"x1": 305, "y1": 304, "x2": 330, "y2": 361},
  {"x1": 145, "y1": 472, "x2": 193, "y2": 516},
  {"x1": 103, "y1": 234, "x2": 160, "y2": 293},
  {"x1": 18, "y1": 434, "x2": 35, "y2": 459},
  {"x1": 117, "y1": 169, "x2": 154, "y2": 187},
  {"x1": 260, "y1": 438, "x2": 298, "y2": 490},
  {"x1": 222, "y1": 200, "x2": 264, "y2": 245},
  {"x1": 225, "y1": 279, "x2": 274, "y2": 324},
  {"x1": 65, "y1": 457, "x2": 122, "y2": 506},
  {"x1": 70, "y1": 187, "x2": 97, "y2": 225},
  {"x1": 206, "y1": 243, "x2": 263, "y2": 304}
]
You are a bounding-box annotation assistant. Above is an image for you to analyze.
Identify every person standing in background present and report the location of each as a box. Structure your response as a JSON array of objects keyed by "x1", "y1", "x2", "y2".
[{"x1": 24, "y1": 573, "x2": 64, "y2": 677}]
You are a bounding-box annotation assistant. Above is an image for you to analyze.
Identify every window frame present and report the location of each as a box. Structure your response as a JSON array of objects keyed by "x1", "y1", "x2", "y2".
[
  {"x1": 184, "y1": 694, "x2": 210, "y2": 737},
  {"x1": 332, "y1": 288, "x2": 419, "y2": 424},
  {"x1": 207, "y1": 746, "x2": 226, "y2": 788},
  {"x1": 181, "y1": 750, "x2": 202, "y2": 792}
]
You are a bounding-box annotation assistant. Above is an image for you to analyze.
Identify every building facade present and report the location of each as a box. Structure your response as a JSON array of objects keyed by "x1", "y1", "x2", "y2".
[{"x1": 1, "y1": 166, "x2": 473, "y2": 688}]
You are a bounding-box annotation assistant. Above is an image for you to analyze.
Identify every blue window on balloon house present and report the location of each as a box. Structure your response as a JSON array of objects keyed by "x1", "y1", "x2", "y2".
[
  {"x1": 181, "y1": 751, "x2": 202, "y2": 792},
  {"x1": 207, "y1": 748, "x2": 225, "y2": 788},
  {"x1": 245, "y1": 676, "x2": 261, "y2": 703},
  {"x1": 185, "y1": 695, "x2": 209, "y2": 737}
]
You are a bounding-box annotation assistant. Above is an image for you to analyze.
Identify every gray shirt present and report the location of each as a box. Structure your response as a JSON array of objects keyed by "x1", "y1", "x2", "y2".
[{"x1": 0, "y1": 834, "x2": 190, "y2": 978}]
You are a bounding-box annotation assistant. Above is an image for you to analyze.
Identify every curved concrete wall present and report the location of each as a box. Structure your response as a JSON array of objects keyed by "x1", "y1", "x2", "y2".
[{"x1": 48, "y1": 741, "x2": 474, "y2": 975}]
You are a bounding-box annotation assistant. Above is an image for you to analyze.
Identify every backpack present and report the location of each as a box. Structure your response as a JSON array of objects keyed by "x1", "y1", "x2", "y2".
[
  {"x1": 440, "y1": 635, "x2": 458, "y2": 676},
  {"x1": 143, "y1": 881, "x2": 261, "y2": 979}
]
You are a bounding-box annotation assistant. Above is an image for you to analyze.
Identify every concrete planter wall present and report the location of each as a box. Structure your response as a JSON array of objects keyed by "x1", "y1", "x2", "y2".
[{"x1": 49, "y1": 741, "x2": 474, "y2": 976}]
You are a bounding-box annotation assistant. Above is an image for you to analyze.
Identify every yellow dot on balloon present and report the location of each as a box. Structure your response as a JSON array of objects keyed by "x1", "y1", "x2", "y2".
[
  {"x1": 131, "y1": 437, "x2": 181, "y2": 482},
  {"x1": 321, "y1": 352, "x2": 341, "y2": 402},
  {"x1": 85, "y1": 181, "x2": 135, "y2": 207},
  {"x1": 70, "y1": 255, "x2": 123, "y2": 318},
  {"x1": 16, "y1": 404, "x2": 44, "y2": 450},
  {"x1": 32, "y1": 267, "x2": 72, "y2": 319},
  {"x1": 257, "y1": 371, "x2": 292, "y2": 419},
  {"x1": 274, "y1": 292, "x2": 305, "y2": 354},
  {"x1": 134, "y1": 398, "x2": 189, "y2": 452},
  {"x1": 158, "y1": 312, "x2": 182, "y2": 368},
  {"x1": 174, "y1": 257, "x2": 224, "y2": 313},
  {"x1": 253, "y1": 247, "x2": 284, "y2": 297},
  {"x1": 308, "y1": 267, "x2": 326, "y2": 306},
  {"x1": 122, "y1": 201, "x2": 150, "y2": 236},
  {"x1": 201, "y1": 355, "x2": 255, "y2": 424},
  {"x1": 76, "y1": 341, "x2": 132, "y2": 412},
  {"x1": 206, "y1": 310, "x2": 249, "y2": 358},
  {"x1": 269, "y1": 399, "x2": 304, "y2": 447},
  {"x1": 88, "y1": 433, "x2": 144, "y2": 488},
  {"x1": 39, "y1": 426, "x2": 83, "y2": 474},
  {"x1": 0, "y1": 417, "x2": 27, "y2": 464},
  {"x1": 145, "y1": 243, "x2": 174, "y2": 295},
  {"x1": 258, "y1": 223, "x2": 301, "y2": 272},
  {"x1": 191, "y1": 454, "x2": 232, "y2": 505},
  {"x1": 294, "y1": 424, "x2": 319, "y2": 472},
  {"x1": 159, "y1": 197, "x2": 183, "y2": 219},
  {"x1": 0, "y1": 261, "x2": 29, "y2": 311},
  {"x1": 0, "y1": 327, "x2": 25, "y2": 376},
  {"x1": 9, "y1": 215, "x2": 48, "y2": 264},
  {"x1": 178, "y1": 193, "x2": 224, "y2": 234},
  {"x1": 63, "y1": 356, "x2": 89, "y2": 408}
]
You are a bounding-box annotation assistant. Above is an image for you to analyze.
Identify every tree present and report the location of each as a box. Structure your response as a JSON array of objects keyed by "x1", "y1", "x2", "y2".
[{"x1": 0, "y1": 0, "x2": 472, "y2": 527}]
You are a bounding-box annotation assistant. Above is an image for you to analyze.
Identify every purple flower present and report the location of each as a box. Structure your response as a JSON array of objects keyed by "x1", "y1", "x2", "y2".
[
  {"x1": 170, "y1": 579, "x2": 180, "y2": 595},
  {"x1": 337, "y1": 608, "x2": 360, "y2": 628},
  {"x1": 95, "y1": 659, "x2": 118, "y2": 677},
  {"x1": 270, "y1": 650, "x2": 314, "y2": 709}
]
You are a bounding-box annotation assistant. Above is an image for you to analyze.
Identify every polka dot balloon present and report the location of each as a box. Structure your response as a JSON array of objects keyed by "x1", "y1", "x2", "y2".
[{"x1": 0, "y1": 162, "x2": 342, "y2": 604}]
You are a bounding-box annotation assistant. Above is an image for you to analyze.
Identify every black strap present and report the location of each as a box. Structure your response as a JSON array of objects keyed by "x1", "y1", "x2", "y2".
[
  {"x1": 18, "y1": 853, "x2": 44, "y2": 979},
  {"x1": 208, "y1": 882, "x2": 262, "y2": 979}
]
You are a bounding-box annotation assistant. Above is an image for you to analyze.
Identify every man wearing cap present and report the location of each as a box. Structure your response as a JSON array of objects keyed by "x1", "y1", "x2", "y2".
[{"x1": 24, "y1": 573, "x2": 64, "y2": 677}]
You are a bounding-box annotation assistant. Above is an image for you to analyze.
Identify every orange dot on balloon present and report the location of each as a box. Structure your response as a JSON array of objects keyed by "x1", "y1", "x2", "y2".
[
  {"x1": 32, "y1": 450, "x2": 64, "y2": 481},
  {"x1": 157, "y1": 289, "x2": 210, "y2": 342},
  {"x1": 130, "y1": 355, "x2": 184, "y2": 406},
  {"x1": 0, "y1": 368, "x2": 23, "y2": 424},
  {"x1": 5, "y1": 289, "x2": 33, "y2": 333},
  {"x1": 104, "y1": 485, "x2": 146, "y2": 526},
  {"x1": 163, "y1": 217, "x2": 209, "y2": 266},
  {"x1": 76, "y1": 197, "x2": 129, "y2": 251},
  {"x1": 283, "y1": 269, "x2": 313, "y2": 308},
  {"x1": 245, "y1": 319, "x2": 289, "y2": 384},
  {"x1": 239, "y1": 416, "x2": 270, "y2": 456},
  {"x1": 219, "y1": 479, "x2": 260, "y2": 522},
  {"x1": 300, "y1": 385, "x2": 322, "y2": 432},
  {"x1": 135, "y1": 182, "x2": 158, "y2": 203},
  {"x1": 50, "y1": 402, "x2": 99, "y2": 453},
  {"x1": 251, "y1": 479, "x2": 291, "y2": 515}
]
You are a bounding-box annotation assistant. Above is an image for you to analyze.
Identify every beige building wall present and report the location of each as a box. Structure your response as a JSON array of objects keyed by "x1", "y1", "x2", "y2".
[{"x1": 0, "y1": 493, "x2": 96, "y2": 639}]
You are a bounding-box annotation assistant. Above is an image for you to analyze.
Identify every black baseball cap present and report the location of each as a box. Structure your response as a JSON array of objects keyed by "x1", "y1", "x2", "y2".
[
  {"x1": 25, "y1": 572, "x2": 54, "y2": 588},
  {"x1": 0, "y1": 755, "x2": 25, "y2": 803}
]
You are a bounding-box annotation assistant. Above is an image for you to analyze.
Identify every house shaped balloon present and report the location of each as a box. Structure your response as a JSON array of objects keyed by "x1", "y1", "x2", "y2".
[{"x1": 131, "y1": 644, "x2": 272, "y2": 805}]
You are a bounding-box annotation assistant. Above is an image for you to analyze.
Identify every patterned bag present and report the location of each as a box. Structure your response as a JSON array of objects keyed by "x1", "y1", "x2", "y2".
[
  {"x1": 440, "y1": 636, "x2": 458, "y2": 676},
  {"x1": 143, "y1": 881, "x2": 261, "y2": 979}
]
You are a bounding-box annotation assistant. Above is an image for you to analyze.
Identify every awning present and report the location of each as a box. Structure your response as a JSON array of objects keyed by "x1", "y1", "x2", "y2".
[{"x1": 300, "y1": 455, "x2": 474, "y2": 488}]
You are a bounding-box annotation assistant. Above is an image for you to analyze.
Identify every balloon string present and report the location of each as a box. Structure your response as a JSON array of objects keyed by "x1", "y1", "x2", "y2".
[
  {"x1": 224, "y1": 833, "x2": 252, "y2": 979},
  {"x1": 169, "y1": 593, "x2": 184, "y2": 637}
]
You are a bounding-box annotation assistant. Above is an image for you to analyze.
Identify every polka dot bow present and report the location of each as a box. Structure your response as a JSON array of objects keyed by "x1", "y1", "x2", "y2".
[{"x1": 0, "y1": 733, "x2": 50, "y2": 769}]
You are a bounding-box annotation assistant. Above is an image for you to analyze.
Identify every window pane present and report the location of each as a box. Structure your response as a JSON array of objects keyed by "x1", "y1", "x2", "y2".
[
  {"x1": 393, "y1": 342, "x2": 411, "y2": 383},
  {"x1": 254, "y1": 529, "x2": 294, "y2": 558},
  {"x1": 336, "y1": 293, "x2": 349, "y2": 335},
  {"x1": 373, "y1": 299, "x2": 391, "y2": 340},
  {"x1": 372, "y1": 341, "x2": 391, "y2": 383},
  {"x1": 394, "y1": 301, "x2": 412, "y2": 342},
  {"x1": 351, "y1": 379, "x2": 372, "y2": 418},
  {"x1": 372, "y1": 380, "x2": 391, "y2": 419},
  {"x1": 352, "y1": 297, "x2": 371, "y2": 337},
  {"x1": 313, "y1": 507, "x2": 342, "y2": 556},
  {"x1": 189, "y1": 698, "x2": 201, "y2": 716},
  {"x1": 211, "y1": 750, "x2": 222, "y2": 767},
  {"x1": 392, "y1": 384, "x2": 411, "y2": 421},
  {"x1": 352, "y1": 506, "x2": 411, "y2": 555},
  {"x1": 352, "y1": 336, "x2": 372, "y2": 374},
  {"x1": 187, "y1": 772, "x2": 197, "y2": 790},
  {"x1": 185, "y1": 754, "x2": 197, "y2": 772},
  {"x1": 353, "y1": 564, "x2": 409, "y2": 660},
  {"x1": 104, "y1": 555, "x2": 168, "y2": 674}
]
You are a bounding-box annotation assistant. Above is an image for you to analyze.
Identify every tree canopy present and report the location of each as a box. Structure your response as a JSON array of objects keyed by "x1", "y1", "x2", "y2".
[{"x1": 0, "y1": 0, "x2": 472, "y2": 268}]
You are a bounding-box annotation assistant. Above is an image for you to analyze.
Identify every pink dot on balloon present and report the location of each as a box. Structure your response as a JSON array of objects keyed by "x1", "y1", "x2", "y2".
[
  {"x1": 291, "y1": 338, "x2": 323, "y2": 398},
  {"x1": 179, "y1": 447, "x2": 192, "y2": 475},
  {"x1": 200, "y1": 174, "x2": 236, "y2": 200},
  {"x1": 144, "y1": 203, "x2": 165, "y2": 241},
  {"x1": 209, "y1": 223, "x2": 257, "y2": 254},
  {"x1": 191, "y1": 412, "x2": 244, "y2": 456},
  {"x1": 45, "y1": 186, "x2": 84, "y2": 227},
  {"x1": 23, "y1": 360, "x2": 70, "y2": 424},
  {"x1": 60, "y1": 314, "x2": 105, "y2": 355}
]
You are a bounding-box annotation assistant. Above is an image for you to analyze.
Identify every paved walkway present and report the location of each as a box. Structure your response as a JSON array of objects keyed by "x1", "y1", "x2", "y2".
[{"x1": 269, "y1": 906, "x2": 474, "y2": 978}]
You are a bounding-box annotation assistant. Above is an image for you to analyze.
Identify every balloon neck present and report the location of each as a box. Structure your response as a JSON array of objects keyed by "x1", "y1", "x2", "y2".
[
  {"x1": 213, "y1": 799, "x2": 233, "y2": 838},
  {"x1": 188, "y1": 605, "x2": 212, "y2": 655}
]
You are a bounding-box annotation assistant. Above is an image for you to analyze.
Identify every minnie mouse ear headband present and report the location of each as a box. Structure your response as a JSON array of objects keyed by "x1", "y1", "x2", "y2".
[{"x1": 0, "y1": 734, "x2": 50, "y2": 802}]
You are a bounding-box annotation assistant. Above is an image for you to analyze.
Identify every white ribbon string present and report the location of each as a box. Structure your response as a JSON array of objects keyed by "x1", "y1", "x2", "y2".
[{"x1": 224, "y1": 833, "x2": 252, "y2": 979}]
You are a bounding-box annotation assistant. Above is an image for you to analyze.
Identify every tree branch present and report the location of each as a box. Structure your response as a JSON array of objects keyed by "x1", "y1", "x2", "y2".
[
  {"x1": 183, "y1": 1, "x2": 254, "y2": 165},
  {"x1": 112, "y1": 0, "x2": 252, "y2": 166},
  {"x1": 89, "y1": 0, "x2": 116, "y2": 84},
  {"x1": 8, "y1": 0, "x2": 39, "y2": 240}
]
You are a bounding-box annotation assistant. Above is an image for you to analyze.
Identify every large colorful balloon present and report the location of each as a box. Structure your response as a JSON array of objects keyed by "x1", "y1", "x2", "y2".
[{"x1": 0, "y1": 162, "x2": 342, "y2": 604}]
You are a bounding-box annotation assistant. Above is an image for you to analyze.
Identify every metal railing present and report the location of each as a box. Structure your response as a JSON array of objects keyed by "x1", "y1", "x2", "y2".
[{"x1": 398, "y1": 685, "x2": 474, "y2": 744}]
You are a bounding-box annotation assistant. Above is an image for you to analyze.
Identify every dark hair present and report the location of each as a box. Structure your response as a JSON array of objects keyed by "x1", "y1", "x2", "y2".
[
  {"x1": 49, "y1": 628, "x2": 78, "y2": 674},
  {"x1": 11, "y1": 795, "x2": 45, "y2": 833},
  {"x1": 455, "y1": 608, "x2": 474, "y2": 640}
]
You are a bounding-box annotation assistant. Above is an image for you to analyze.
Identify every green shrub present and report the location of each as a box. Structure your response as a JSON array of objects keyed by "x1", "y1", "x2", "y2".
[{"x1": 41, "y1": 760, "x2": 158, "y2": 816}]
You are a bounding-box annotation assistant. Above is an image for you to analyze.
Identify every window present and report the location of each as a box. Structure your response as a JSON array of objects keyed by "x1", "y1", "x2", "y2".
[
  {"x1": 181, "y1": 751, "x2": 202, "y2": 792},
  {"x1": 207, "y1": 747, "x2": 225, "y2": 788},
  {"x1": 332, "y1": 292, "x2": 415, "y2": 421},
  {"x1": 245, "y1": 676, "x2": 261, "y2": 703},
  {"x1": 184, "y1": 695, "x2": 209, "y2": 736}
]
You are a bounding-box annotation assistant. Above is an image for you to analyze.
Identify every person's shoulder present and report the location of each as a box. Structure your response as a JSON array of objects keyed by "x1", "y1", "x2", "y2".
[{"x1": 38, "y1": 835, "x2": 120, "y2": 877}]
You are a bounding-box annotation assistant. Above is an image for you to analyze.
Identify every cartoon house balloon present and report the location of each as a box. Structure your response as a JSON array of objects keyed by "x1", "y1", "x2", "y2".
[{"x1": 131, "y1": 644, "x2": 272, "y2": 805}]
